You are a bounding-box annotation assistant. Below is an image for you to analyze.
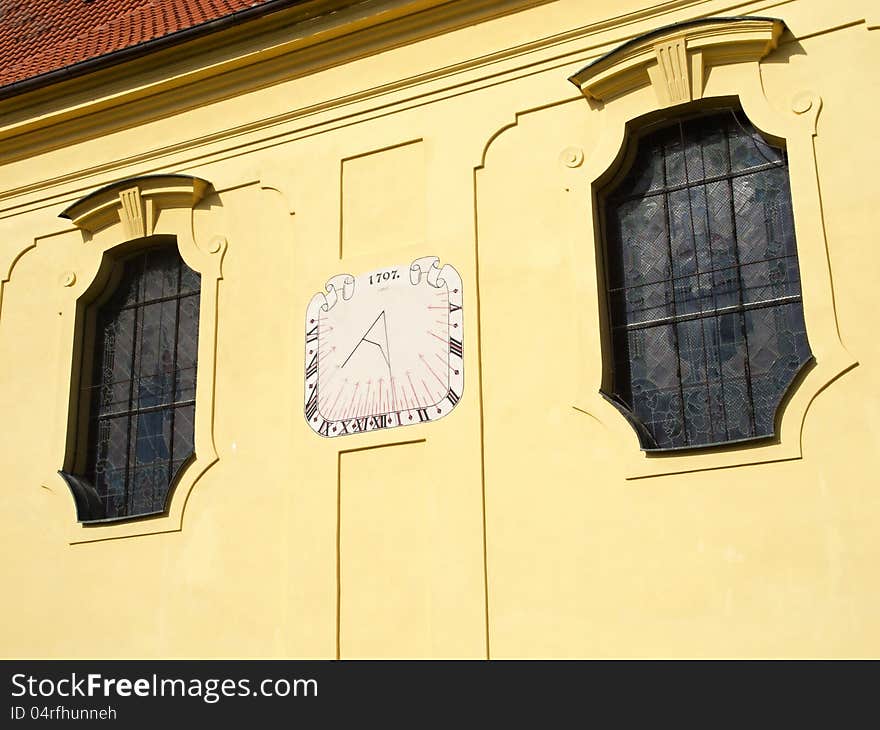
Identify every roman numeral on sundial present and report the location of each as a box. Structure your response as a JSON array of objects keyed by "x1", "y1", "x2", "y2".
[
  {"x1": 306, "y1": 390, "x2": 318, "y2": 420},
  {"x1": 306, "y1": 354, "x2": 318, "y2": 379}
]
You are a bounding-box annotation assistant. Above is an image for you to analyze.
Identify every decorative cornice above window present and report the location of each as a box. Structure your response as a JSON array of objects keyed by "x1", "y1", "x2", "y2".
[
  {"x1": 569, "y1": 16, "x2": 785, "y2": 107},
  {"x1": 60, "y1": 174, "x2": 209, "y2": 237}
]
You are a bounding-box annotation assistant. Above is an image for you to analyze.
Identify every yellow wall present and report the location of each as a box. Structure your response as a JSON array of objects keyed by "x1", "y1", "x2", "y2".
[{"x1": 1, "y1": 0, "x2": 878, "y2": 658}]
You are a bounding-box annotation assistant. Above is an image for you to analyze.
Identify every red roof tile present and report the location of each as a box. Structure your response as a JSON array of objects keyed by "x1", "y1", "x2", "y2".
[{"x1": 0, "y1": 0, "x2": 289, "y2": 90}]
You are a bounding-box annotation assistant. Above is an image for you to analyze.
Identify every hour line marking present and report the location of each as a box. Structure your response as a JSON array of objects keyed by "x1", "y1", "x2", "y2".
[
  {"x1": 346, "y1": 384, "x2": 360, "y2": 420},
  {"x1": 319, "y1": 366, "x2": 343, "y2": 393},
  {"x1": 420, "y1": 378, "x2": 434, "y2": 405},
  {"x1": 428, "y1": 331, "x2": 448, "y2": 344},
  {"x1": 318, "y1": 395, "x2": 331, "y2": 415},
  {"x1": 406, "y1": 373, "x2": 420, "y2": 408},
  {"x1": 420, "y1": 355, "x2": 448, "y2": 388},
  {"x1": 329, "y1": 388, "x2": 344, "y2": 420}
]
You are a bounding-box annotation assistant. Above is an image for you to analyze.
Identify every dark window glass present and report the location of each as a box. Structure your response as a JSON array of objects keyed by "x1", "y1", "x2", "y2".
[
  {"x1": 63, "y1": 245, "x2": 200, "y2": 520},
  {"x1": 602, "y1": 109, "x2": 812, "y2": 451}
]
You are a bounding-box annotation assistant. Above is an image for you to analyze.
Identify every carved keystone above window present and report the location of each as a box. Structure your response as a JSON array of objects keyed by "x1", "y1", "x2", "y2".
[
  {"x1": 569, "y1": 17, "x2": 785, "y2": 107},
  {"x1": 60, "y1": 175, "x2": 209, "y2": 237}
]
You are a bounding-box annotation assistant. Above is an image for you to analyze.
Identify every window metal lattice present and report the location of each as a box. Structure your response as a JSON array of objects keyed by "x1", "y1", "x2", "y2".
[
  {"x1": 603, "y1": 110, "x2": 812, "y2": 451},
  {"x1": 80, "y1": 246, "x2": 200, "y2": 519}
]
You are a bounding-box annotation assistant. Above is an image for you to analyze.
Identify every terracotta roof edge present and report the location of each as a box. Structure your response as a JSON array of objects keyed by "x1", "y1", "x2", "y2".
[{"x1": 0, "y1": 0, "x2": 313, "y2": 101}]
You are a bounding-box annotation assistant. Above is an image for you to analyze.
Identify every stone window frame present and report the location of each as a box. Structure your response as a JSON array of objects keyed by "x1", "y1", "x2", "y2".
[
  {"x1": 567, "y1": 16, "x2": 855, "y2": 479},
  {"x1": 54, "y1": 175, "x2": 227, "y2": 542}
]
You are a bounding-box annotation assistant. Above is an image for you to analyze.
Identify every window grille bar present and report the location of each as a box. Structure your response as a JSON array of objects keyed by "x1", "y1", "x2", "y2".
[
  {"x1": 612, "y1": 291, "x2": 803, "y2": 332},
  {"x1": 608, "y1": 159, "x2": 784, "y2": 205},
  {"x1": 606, "y1": 252, "x2": 798, "y2": 294},
  {"x1": 698, "y1": 135, "x2": 730, "y2": 442},
  {"x1": 168, "y1": 258, "x2": 183, "y2": 488},
  {"x1": 679, "y1": 120, "x2": 719, "y2": 442},
  {"x1": 121, "y1": 257, "x2": 143, "y2": 518},
  {"x1": 111, "y1": 289, "x2": 198, "y2": 314},
  {"x1": 723, "y1": 121, "x2": 758, "y2": 438},
  {"x1": 661, "y1": 124, "x2": 689, "y2": 445},
  {"x1": 88, "y1": 399, "x2": 196, "y2": 422},
  {"x1": 79, "y1": 366, "x2": 196, "y2": 393}
]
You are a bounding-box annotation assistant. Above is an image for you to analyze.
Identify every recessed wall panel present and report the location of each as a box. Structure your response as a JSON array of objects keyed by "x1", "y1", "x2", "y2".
[{"x1": 341, "y1": 140, "x2": 425, "y2": 257}]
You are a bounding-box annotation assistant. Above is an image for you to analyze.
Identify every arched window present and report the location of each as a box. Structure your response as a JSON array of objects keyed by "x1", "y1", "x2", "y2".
[
  {"x1": 601, "y1": 108, "x2": 813, "y2": 451},
  {"x1": 61, "y1": 242, "x2": 200, "y2": 521}
]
